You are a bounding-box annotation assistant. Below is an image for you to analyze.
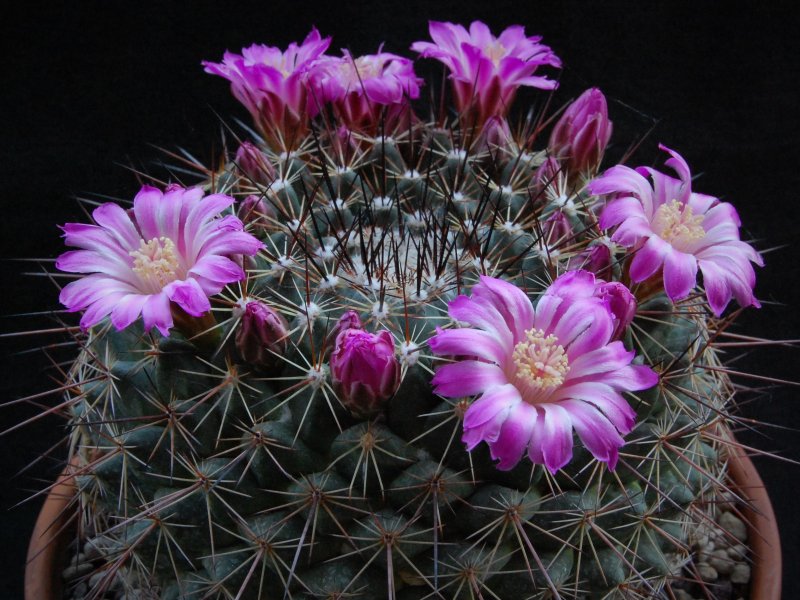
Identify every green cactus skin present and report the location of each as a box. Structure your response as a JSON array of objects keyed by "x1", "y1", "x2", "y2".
[{"x1": 64, "y1": 117, "x2": 738, "y2": 600}]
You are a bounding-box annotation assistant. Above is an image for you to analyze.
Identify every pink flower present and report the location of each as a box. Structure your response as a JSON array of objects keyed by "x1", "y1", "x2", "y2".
[
  {"x1": 235, "y1": 300, "x2": 289, "y2": 368},
  {"x1": 57, "y1": 185, "x2": 263, "y2": 336},
  {"x1": 428, "y1": 272, "x2": 657, "y2": 473},
  {"x1": 310, "y1": 49, "x2": 422, "y2": 134},
  {"x1": 330, "y1": 328, "x2": 400, "y2": 418},
  {"x1": 411, "y1": 21, "x2": 560, "y2": 127},
  {"x1": 203, "y1": 29, "x2": 332, "y2": 149},
  {"x1": 589, "y1": 145, "x2": 763, "y2": 315},
  {"x1": 549, "y1": 88, "x2": 613, "y2": 175}
]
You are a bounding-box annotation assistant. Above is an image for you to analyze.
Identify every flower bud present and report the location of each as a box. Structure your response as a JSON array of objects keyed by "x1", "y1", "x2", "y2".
[
  {"x1": 543, "y1": 211, "x2": 572, "y2": 244},
  {"x1": 531, "y1": 156, "x2": 565, "y2": 204},
  {"x1": 549, "y1": 88, "x2": 612, "y2": 175},
  {"x1": 481, "y1": 117, "x2": 514, "y2": 150},
  {"x1": 331, "y1": 310, "x2": 362, "y2": 339},
  {"x1": 235, "y1": 301, "x2": 289, "y2": 368},
  {"x1": 594, "y1": 281, "x2": 636, "y2": 340},
  {"x1": 567, "y1": 243, "x2": 612, "y2": 278},
  {"x1": 235, "y1": 141, "x2": 275, "y2": 185},
  {"x1": 238, "y1": 194, "x2": 273, "y2": 228},
  {"x1": 330, "y1": 329, "x2": 400, "y2": 418}
]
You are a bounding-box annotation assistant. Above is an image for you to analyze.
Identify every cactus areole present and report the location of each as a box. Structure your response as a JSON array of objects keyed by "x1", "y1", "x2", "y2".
[{"x1": 49, "y1": 20, "x2": 765, "y2": 600}]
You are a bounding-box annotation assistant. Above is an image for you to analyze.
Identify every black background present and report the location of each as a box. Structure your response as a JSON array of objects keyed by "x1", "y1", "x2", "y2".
[{"x1": 2, "y1": 2, "x2": 798, "y2": 598}]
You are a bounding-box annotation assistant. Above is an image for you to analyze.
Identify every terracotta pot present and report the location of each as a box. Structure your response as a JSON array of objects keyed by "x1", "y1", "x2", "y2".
[
  {"x1": 24, "y1": 458, "x2": 78, "y2": 600},
  {"x1": 725, "y1": 440, "x2": 782, "y2": 600},
  {"x1": 24, "y1": 444, "x2": 782, "y2": 600}
]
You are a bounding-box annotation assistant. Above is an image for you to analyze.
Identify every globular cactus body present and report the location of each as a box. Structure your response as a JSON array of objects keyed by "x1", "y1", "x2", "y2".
[{"x1": 57, "y1": 21, "x2": 761, "y2": 600}]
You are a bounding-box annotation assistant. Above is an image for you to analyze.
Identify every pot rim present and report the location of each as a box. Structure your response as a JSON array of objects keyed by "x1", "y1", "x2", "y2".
[
  {"x1": 724, "y1": 433, "x2": 782, "y2": 600},
  {"x1": 24, "y1": 457, "x2": 78, "y2": 600}
]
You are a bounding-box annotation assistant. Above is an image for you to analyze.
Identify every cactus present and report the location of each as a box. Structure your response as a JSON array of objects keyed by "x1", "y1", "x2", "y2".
[{"x1": 49, "y1": 21, "x2": 764, "y2": 600}]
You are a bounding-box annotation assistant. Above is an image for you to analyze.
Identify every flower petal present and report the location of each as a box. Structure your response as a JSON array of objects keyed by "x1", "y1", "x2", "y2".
[
  {"x1": 536, "y1": 403, "x2": 574, "y2": 474},
  {"x1": 629, "y1": 236, "x2": 670, "y2": 282},
  {"x1": 447, "y1": 294, "x2": 513, "y2": 347},
  {"x1": 431, "y1": 360, "x2": 507, "y2": 397},
  {"x1": 560, "y1": 399, "x2": 624, "y2": 470},
  {"x1": 428, "y1": 327, "x2": 509, "y2": 366},
  {"x1": 141, "y1": 292, "x2": 173, "y2": 336},
  {"x1": 472, "y1": 275, "x2": 535, "y2": 343},
  {"x1": 662, "y1": 249, "x2": 698, "y2": 301},
  {"x1": 490, "y1": 401, "x2": 536, "y2": 470},
  {"x1": 164, "y1": 279, "x2": 212, "y2": 317}
]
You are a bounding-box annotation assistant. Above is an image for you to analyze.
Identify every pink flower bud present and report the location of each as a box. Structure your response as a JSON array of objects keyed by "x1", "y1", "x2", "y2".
[
  {"x1": 238, "y1": 194, "x2": 273, "y2": 228},
  {"x1": 567, "y1": 243, "x2": 612, "y2": 278},
  {"x1": 235, "y1": 141, "x2": 276, "y2": 185},
  {"x1": 594, "y1": 281, "x2": 636, "y2": 340},
  {"x1": 549, "y1": 88, "x2": 612, "y2": 174},
  {"x1": 543, "y1": 211, "x2": 572, "y2": 244},
  {"x1": 332, "y1": 310, "x2": 362, "y2": 337},
  {"x1": 330, "y1": 329, "x2": 400, "y2": 418},
  {"x1": 235, "y1": 301, "x2": 289, "y2": 368},
  {"x1": 481, "y1": 117, "x2": 514, "y2": 150},
  {"x1": 531, "y1": 156, "x2": 565, "y2": 202}
]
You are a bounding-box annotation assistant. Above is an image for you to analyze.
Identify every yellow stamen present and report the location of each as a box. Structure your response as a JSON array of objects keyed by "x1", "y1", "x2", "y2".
[
  {"x1": 485, "y1": 40, "x2": 507, "y2": 66},
  {"x1": 512, "y1": 328, "x2": 569, "y2": 391},
  {"x1": 652, "y1": 200, "x2": 705, "y2": 247},
  {"x1": 130, "y1": 237, "x2": 180, "y2": 290}
]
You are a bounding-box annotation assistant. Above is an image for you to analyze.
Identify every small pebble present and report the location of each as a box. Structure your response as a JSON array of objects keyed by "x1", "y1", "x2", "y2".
[
  {"x1": 697, "y1": 561, "x2": 719, "y2": 582},
  {"x1": 88, "y1": 570, "x2": 106, "y2": 589},
  {"x1": 714, "y1": 580, "x2": 734, "y2": 598},
  {"x1": 693, "y1": 533, "x2": 710, "y2": 549},
  {"x1": 719, "y1": 511, "x2": 748, "y2": 542},
  {"x1": 709, "y1": 548, "x2": 733, "y2": 575},
  {"x1": 731, "y1": 563, "x2": 751, "y2": 584},
  {"x1": 63, "y1": 562, "x2": 93, "y2": 580},
  {"x1": 72, "y1": 581, "x2": 88, "y2": 598},
  {"x1": 727, "y1": 543, "x2": 747, "y2": 559},
  {"x1": 83, "y1": 537, "x2": 103, "y2": 560},
  {"x1": 673, "y1": 590, "x2": 695, "y2": 600},
  {"x1": 696, "y1": 541, "x2": 716, "y2": 563}
]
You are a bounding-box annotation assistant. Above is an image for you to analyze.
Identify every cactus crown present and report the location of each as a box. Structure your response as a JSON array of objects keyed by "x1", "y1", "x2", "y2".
[{"x1": 47, "y1": 21, "x2": 764, "y2": 600}]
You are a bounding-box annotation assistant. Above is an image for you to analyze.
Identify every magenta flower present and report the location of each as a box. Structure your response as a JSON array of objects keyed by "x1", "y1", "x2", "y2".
[
  {"x1": 428, "y1": 272, "x2": 657, "y2": 473},
  {"x1": 411, "y1": 21, "x2": 561, "y2": 127},
  {"x1": 589, "y1": 145, "x2": 763, "y2": 315},
  {"x1": 235, "y1": 300, "x2": 289, "y2": 368},
  {"x1": 57, "y1": 185, "x2": 263, "y2": 336},
  {"x1": 203, "y1": 29, "x2": 332, "y2": 149},
  {"x1": 330, "y1": 328, "x2": 400, "y2": 418},
  {"x1": 549, "y1": 88, "x2": 613, "y2": 175},
  {"x1": 310, "y1": 49, "x2": 422, "y2": 134}
]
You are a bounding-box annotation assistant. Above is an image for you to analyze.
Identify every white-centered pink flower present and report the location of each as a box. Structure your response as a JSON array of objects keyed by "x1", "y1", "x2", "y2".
[
  {"x1": 310, "y1": 49, "x2": 422, "y2": 134},
  {"x1": 203, "y1": 29, "x2": 331, "y2": 149},
  {"x1": 589, "y1": 144, "x2": 763, "y2": 315},
  {"x1": 57, "y1": 185, "x2": 263, "y2": 336},
  {"x1": 411, "y1": 21, "x2": 561, "y2": 127},
  {"x1": 428, "y1": 272, "x2": 657, "y2": 473}
]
